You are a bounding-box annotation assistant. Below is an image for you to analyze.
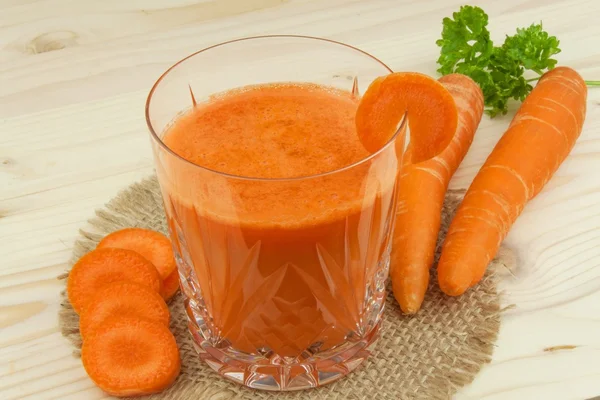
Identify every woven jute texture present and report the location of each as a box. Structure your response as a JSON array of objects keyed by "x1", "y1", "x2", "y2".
[{"x1": 59, "y1": 176, "x2": 506, "y2": 400}]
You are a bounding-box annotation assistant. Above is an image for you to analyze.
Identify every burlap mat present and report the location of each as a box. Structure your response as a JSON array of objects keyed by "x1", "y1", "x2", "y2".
[{"x1": 59, "y1": 176, "x2": 508, "y2": 400}]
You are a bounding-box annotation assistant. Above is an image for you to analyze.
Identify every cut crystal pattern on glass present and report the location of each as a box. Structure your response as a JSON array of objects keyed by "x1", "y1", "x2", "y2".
[{"x1": 167, "y1": 200, "x2": 393, "y2": 390}]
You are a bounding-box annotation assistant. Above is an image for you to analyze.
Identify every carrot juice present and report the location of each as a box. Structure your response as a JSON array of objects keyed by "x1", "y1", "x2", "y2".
[{"x1": 146, "y1": 36, "x2": 402, "y2": 391}]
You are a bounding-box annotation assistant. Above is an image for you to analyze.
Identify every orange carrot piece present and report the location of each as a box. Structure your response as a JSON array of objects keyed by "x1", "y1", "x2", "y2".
[
  {"x1": 79, "y1": 281, "x2": 170, "y2": 338},
  {"x1": 67, "y1": 248, "x2": 162, "y2": 314},
  {"x1": 98, "y1": 228, "x2": 176, "y2": 280},
  {"x1": 81, "y1": 316, "x2": 180, "y2": 397},
  {"x1": 356, "y1": 72, "x2": 458, "y2": 163},
  {"x1": 391, "y1": 74, "x2": 484, "y2": 313},
  {"x1": 161, "y1": 269, "x2": 180, "y2": 301},
  {"x1": 438, "y1": 67, "x2": 587, "y2": 296}
]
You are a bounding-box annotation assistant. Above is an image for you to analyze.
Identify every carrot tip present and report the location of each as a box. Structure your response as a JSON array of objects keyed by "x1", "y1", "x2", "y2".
[
  {"x1": 438, "y1": 279, "x2": 470, "y2": 297},
  {"x1": 391, "y1": 269, "x2": 429, "y2": 315},
  {"x1": 394, "y1": 288, "x2": 424, "y2": 314},
  {"x1": 399, "y1": 302, "x2": 420, "y2": 315}
]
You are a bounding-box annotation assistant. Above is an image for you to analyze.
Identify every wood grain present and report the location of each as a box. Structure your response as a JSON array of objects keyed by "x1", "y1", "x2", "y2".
[{"x1": 1, "y1": 0, "x2": 599, "y2": 399}]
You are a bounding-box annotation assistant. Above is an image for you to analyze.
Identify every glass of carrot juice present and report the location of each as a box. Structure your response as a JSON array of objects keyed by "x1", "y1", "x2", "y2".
[{"x1": 145, "y1": 35, "x2": 406, "y2": 391}]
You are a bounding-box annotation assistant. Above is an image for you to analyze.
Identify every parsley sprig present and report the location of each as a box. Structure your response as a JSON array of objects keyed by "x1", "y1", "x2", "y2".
[{"x1": 436, "y1": 5, "x2": 597, "y2": 117}]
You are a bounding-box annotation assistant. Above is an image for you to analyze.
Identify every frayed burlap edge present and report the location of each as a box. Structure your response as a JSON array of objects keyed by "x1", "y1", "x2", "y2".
[{"x1": 59, "y1": 176, "x2": 507, "y2": 400}]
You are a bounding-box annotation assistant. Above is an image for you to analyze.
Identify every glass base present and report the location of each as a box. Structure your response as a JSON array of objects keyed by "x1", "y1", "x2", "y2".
[{"x1": 186, "y1": 305, "x2": 381, "y2": 391}]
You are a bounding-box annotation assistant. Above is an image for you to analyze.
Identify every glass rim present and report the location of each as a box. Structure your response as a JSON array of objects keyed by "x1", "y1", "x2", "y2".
[{"x1": 145, "y1": 34, "x2": 402, "y2": 182}]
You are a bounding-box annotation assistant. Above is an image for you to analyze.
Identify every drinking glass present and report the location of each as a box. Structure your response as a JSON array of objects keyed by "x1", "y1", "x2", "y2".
[{"x1": 146, "y1": 35, "x2": 405, "y2": 391}]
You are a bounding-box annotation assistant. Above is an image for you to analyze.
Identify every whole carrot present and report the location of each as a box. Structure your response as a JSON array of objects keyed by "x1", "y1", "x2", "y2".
[
  {"x1": 391, "y1": 74, "x2": 484, "y2": 314},
  {"x1": 438, "y1": 66, "x2": 587, "y2": 296}
]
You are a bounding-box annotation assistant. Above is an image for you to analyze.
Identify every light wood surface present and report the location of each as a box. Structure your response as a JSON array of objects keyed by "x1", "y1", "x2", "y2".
[{"x1": 1, "y1": 0, "x2": 599, "y2": 399}]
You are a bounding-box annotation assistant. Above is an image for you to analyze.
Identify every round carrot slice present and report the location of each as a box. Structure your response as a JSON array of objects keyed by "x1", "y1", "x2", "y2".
[
  {"x1": 67, "y1": 248, "x2": 162, "y2": 314},
  {"x1": 81, "y1": 316, "x2": 180, "y2": 396},
  {"x1": 356, "y1": 72, "x2": 458, "y2": 163},
  {"x1": 79, "y1": 281, "x2": 170, "y2": 338},
  {"x1": 97, "y1": 228, "x2": 176, "y2": 280},
  {"x1": 161, "y1": 269, "x2": 180, "y2": 301}
]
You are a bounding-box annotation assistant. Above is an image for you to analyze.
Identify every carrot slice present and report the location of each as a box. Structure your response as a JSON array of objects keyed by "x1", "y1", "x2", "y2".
[
  {"x1": 356, "y1": 72, "x2": 458, "y2": 162},
  {"x1": 161, "y1": 269, "x2": 180, "y2": 301},
  {"x1": 97, "y1": 228, "x2": 176, "y2": 280},
  {"x1": 79, "y1": 281, "x2": 170, "y2": 338},
  {"x1": 67, "y1": 248, "x2": 162, "y2": 314},
  {"x1": 81, "y1": 316, "x2": 180, "y2": 396}
]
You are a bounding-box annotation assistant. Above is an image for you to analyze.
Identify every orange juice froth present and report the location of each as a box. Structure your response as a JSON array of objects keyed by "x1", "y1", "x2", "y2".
[{"x1": 165, "y1": 83, "x2": 369, "y2": 179}]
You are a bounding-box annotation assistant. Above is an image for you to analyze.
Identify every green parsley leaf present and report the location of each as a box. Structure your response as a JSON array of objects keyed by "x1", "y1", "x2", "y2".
[
  {"x1": 436, "y1": 5, "x2": 493, "y2": 75},
  {"x1": 436, "y1": 6, "x2": 562, "y2": 117},
  {"x1": 502, "y1": 23, "x2": 561, "y2": 74}
]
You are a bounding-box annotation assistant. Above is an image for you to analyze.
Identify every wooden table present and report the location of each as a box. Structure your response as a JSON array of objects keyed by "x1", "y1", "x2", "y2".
[{"x1": 1, "y1": 0, "x2": 599, "y2": 398}]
